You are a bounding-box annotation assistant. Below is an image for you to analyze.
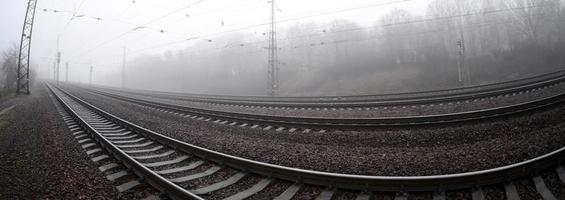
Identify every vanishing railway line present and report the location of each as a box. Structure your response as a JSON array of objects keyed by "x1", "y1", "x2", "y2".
[
  {"x1": 48, "y1": 82, "x2": 565, "y2": 199},
  {"x1": 97, "y1": 69, "x2": 565, "y2": 109},
  {"x1": 74, "y1": 82, "x2": 565, "y2": 131}
]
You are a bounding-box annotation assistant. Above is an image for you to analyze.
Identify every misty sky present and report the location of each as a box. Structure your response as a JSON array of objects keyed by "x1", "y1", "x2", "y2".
[{"x1": 1, "y1": 0, "x2": 432, "y2": 82}]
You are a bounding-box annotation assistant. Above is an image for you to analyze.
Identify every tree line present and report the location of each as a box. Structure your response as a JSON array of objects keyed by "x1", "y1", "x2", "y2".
[
  {"x1": 5, "y1": 0, "x2": 563, "y2": 97},
  {"x1": 117, "y1": 0, "x2": 564, "y2": 96}
]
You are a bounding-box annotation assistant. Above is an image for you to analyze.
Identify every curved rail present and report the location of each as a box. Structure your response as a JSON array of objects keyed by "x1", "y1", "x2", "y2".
[
  {"x1": 48, "y1": 84, "x2": 203, "y2": 200},
  {"x1": 99, "y1": 69, "x2": 565, "y2": 106},
  {"x1": 48, "y1": 83, "x2": 565, "y2": 196},
  {"x1": 85, "y1": 85, "x2": 565, "y2": 128}
]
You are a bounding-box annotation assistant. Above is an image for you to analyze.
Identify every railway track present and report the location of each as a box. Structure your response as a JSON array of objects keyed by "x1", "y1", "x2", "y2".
[
  {"x1": 95, "y1": 69, "x2": 565, "y2": 109},
  {"x1": 71, "y1": 83, "x2": 565, "y2": 130},
  {"x1": 48, "y1": 83, "x2": 565, "y2": 199}
]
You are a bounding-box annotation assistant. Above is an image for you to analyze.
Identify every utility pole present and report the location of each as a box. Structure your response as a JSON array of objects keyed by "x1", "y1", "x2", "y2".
[
  {"x1": 89, "y1": 65, "x2": 93, "y2": 85},
  {"x1": 56, "y1": 51, "x2": 61, "y2": 84},
  {"x1": 267, "y1": 0, "x2": 278, "y2": 96},
  {"x1": 65, "y1": 62, "x2": 69, "y2": 82},
  {"x1": 455, "y1": 2, "x2": 470, "y2": 86},
  {"x1": 456, "y1": 33, "x2": 468, "y2": 86},
  {"x1": 16, "y1": 0, "x2": 38, "y2": 95},
  {"x1": 53, "y1": 61, "x2": 56, "y2": 80},
  {"x1": 122, "y1": 46, "x2": 126, "y2": 88}
]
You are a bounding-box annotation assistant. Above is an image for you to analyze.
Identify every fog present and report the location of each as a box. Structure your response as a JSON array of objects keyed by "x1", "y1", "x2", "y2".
[{"x1": 2, "y1": 0, "x2": 565, "y2": 96}]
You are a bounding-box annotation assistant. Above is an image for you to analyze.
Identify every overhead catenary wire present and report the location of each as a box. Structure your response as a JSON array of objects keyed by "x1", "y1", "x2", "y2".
[
  {"x1": 67, "y1": 0, "x2": 211, "y2": 60},
  {"x1": 65, "y1": 0, "x2": 414, "y2": 61},
  {"x1": 162, "y1": 0, "x2": 267, "y2": 29},
  {"x1": 38, "y1": 7, "x2": 184, "y2": 35},
  {"x1": 90, "y1": 2, "x2": 558, "y2": 61},
  {"x1": 99, "y1": 12, "x2": 563, "y2": 68},
  {"x1": 127, "y1": 0, "x2": 556, "y2": 54}
]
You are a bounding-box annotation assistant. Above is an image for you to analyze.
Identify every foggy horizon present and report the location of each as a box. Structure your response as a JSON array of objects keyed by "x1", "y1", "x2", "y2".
[{"x1": 2, "y1": 0, "x2": 565, "y2": 96}]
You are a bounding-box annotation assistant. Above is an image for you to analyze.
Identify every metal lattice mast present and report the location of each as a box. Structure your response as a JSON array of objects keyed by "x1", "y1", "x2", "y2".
[
  {"x1": 267, "y1": 0, "x2": 278, "y2": 96},
  {"x1": 16, "y1": 0, "x2": 38, "y2": 95}
]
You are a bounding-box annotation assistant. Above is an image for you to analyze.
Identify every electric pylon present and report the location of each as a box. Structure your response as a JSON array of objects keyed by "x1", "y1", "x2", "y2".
[{"x1": 16, "y1": 0, "x2": 38, "y2": 94}]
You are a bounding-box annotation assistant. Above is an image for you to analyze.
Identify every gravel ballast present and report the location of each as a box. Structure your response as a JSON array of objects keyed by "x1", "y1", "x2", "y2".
[
  {"x1": 0, "y1": 86, "x2": 119, "y2": 199},
  {"x1": 61, "y1": 84, "x2": 565, "y2": 177},
  {"x1": 87, "y1": 81, "x2": 565, "y2": 118}
]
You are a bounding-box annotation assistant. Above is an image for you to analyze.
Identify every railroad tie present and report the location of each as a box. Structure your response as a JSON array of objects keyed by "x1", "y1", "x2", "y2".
[
  {"x1": 81, "y1": 143, "x2": 96, "y2": 149},
  {"x1": 315, "y1": 188, "x2": 335, "y2": 200},
  {"x1": 123, "y1": 145, "x2": 164, "y2": 154},
  {"x1": 86, "y1": 148, "x2": 102, "y2": 155},
  {"x1": 106, "y1": 134, "x2": 139, "y2": 140},
  {"x1": 67, "y1": 124, "x2": 78, "y2": 129},
  {"x1": 116, "y1": 141, "x2": 154, "y2": 148},
  {"x1": 155, "y1": 160, "x2": 204, "y2": 175},
  {"x1": 106, "y1": 170, "x2": 128, "y2": 181},
  {"x1": 78, "y1": 138, "x2": 92, "y2": 144},
  {"x1": 116, "y1": 180, "x2": 140, "y2": 192},
  {"x1": 504, "y1": 182, "x2": 521, "y2": 200},
  {"x1": 131, "y1": 150, "x2": 175, "y2": 160},
  {"x1": 556, "y1": 166, "x2": 565, "y2": 183},
  {"x1": 91, "y1": 155, "x2": 109, "y2": 162},
  {"x1": 532, "y1": 176, "x2": 557, "y2": 200},
  {"x1": 432, "y1": 191, "x2": 446, "y2": 200},
  {"x1": 394, "y1": 193, "x2": 408, "y2": 200},
  {"x1": 75, "y1": 134, "x2": 88, "y2": 139},
  {"x1": 169, "y1": 166, "x2": 222, "y2": 183},
  {"x1": 223, "y1": 178, "x2": 272, "y2": 200},
  {"x1": 471, "y1": 188, "x2": 485, "y2": 200},
  {"x1": 111, "y1": 138, "x2": 145, "y2": 144},
  {"x1": 355, "y1": 193, "x2": 371, "y2": 200},
  {"x1": 190, "y1": 172, "x2": 246, "y2": 195},
  {"x1": 102, "y1": 131, "x2": 133, "y2": 137},
  {"x1": 142, "y1": 155, "x2": 189, "y2": 168}
]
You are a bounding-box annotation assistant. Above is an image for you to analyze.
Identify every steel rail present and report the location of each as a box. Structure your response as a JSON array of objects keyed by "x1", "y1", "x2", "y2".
[
  {"x1": 47, "y1": 84, "x2": 204, "y2": 200},
  {"x1": 96, "y1": 74, "x2": 565, "y2": 108},
  {"x1": 50, "y1": 84, "x2": 565, "y2": 192},
  {"x1": 85, "y1": 86, "x2": 565, "y2": 128},
  {"x1": 99, "y1": 69, "x2": 565, "y2": 105}
]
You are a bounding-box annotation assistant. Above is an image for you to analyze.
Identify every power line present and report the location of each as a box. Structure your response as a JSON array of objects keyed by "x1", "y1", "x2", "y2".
[
  {"x1": 290, "y1": 14, "x2": 564, "y2": 49},
  {"x1": 91, "y1": 10, "x2": 562, "y2": 69},
  {"x1": 75, "y1": 0, "x2": 88, "y2": 13},
  {"x1": 181, "y1": 0, "x2": 413, "y2": 40},
  {"x1": 38, "y1": 7, "x2": 179, "y2": 34},
  {"x1": 143, "y1": 0, "x2": 209, "y2": 25},
  {"x1": 162, "y1": 0, "x2": 267, "y2": 29},
  {"x1": 67, "y1": 0, "x2": 411, "y2": 60},
  {"x1": 91, "y1": 2, "x2": 559, "y2": 60},
  {"x1": 68, "y1": 0, "x2": 211, "y2": 59}
]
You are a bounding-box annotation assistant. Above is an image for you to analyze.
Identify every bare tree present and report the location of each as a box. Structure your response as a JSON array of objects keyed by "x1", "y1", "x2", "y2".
[{"x1": 1, "y1": 44, "x2": 19, "y2": 94}]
